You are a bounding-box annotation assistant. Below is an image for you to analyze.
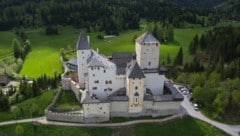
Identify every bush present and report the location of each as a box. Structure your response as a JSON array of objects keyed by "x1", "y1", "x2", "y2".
[{"x1": 46, "y1": 25, "x2": 59, "y2": 35}]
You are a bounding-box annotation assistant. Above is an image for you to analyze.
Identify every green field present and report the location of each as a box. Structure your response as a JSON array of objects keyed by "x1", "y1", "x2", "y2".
[
  {"x1": 0, "y1": 90, "x2": 55, "y2": 122},
  {"x1": 55, "y1": 90, "x2": 81, "y2": 109},
  {"x1": 0, "y1": 31, "x2": 15, "y2": 60},
  {"x1": 0, "y1": 22, "x2": 239, "y2": 78},
  {"x1": 0, "y1": 117, "x2": 226, "y2": 136},
  {"x1": 135, "y1": 116, "x2": 226, "y2": 136},
  {"x1": 19, "y1": 27, "x2": 79, "y2": 78}
]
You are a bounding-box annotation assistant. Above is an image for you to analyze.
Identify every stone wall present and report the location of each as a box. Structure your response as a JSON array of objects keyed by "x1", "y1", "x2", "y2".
[
  {"x1": 110, "y1": 100, "x2": 181, "y2": 118},
  {"x1": 45, "y1": 89, "x2": 85, "y2": 123},
  {"x1": 61, "y1": 77, "x2": 82, "y2": 101}
]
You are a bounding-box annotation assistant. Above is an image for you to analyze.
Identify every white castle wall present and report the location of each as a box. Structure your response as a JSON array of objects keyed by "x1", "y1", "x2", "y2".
[
  {"x1": 110, "y1": 101, "x2": 128, "y2": 113},
  {"x1": 77, "y1": 50, "x2": 91, "y2": 88},
  {"x1": 83, "y1": 102, "x2": 110, "y2": 120},
  {"x1": 144, "y1": 73, "x2": 166, "y2": 95},
  {"x1": 135, "y1": 42, "x2": 160, "y2": 69},
  {"x1": 126, "y1": 78, "x2": 145, "y2": 113},
  {"x1": 88, "y1": 66, "x2": 125, "y2": 99}
]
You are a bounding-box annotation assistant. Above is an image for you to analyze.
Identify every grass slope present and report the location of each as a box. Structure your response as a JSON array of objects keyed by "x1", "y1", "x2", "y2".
[
  {"x1": 55, "y1": 90, "x2": 81, "y2": 109},
  {"x1": 0, "y1": 117, "x2": 226, "y2": 136},
  {"x1": 135, "y1": 116, "x2": 226, "y2": 136},
  {"x1": 20, "y1": 27, "x2": 79, "y2": 78},
  {"x1": 0, "y1": 123, "x2": 111, "y2": 136},
  {"x1": 0, "y1": 90, "x2": 55, "y2": 122},
  {"x1": 0, "y1": 31, "x2": 15, "y2": 60}
]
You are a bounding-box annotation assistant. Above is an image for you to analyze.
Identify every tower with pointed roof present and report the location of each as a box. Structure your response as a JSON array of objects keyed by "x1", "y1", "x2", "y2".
[
  {"x1": 135, "y1": 32, "x2": 160, "y2": 69},
  {"x1": 126, "y1": 60, "x2": 145, "y2": 113},
  {"x1": 76, "y1": 31, "x2": 91, "y2": 88}
]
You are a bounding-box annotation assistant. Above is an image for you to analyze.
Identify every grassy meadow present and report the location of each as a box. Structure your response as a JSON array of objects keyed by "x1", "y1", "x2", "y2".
[
  {"x1": 0, "y1": 31, "x2": 15, "y2": 60},
  {"x1": 55, "y1": 90, "x2": 81, "y2": 109},
  {"x1": 1, "y1": 22, "x2": 240, "y2": 78},
  {"x1": 0, "y1": 117, "x2": 226, "y2": 136},
  {"x1": 0, "y1": 90, "x2": 55, "y2": 122}
]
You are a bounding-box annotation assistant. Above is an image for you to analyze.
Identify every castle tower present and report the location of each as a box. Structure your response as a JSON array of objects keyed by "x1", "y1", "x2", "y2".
[
  {"x1": 126, "y1": 60, "x2": 145, "y2": 113},
  {"x1": 135, "y1": 32, "x2": 160, "y2": 69},
  {"x1": 76, "y1": 31, "x2": 91, "y2": 89}
]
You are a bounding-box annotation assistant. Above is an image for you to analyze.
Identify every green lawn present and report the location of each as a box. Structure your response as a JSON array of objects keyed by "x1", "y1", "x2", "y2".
[
  {"x1": 55, "y1": 90, "x2": 81, "y2": 109},
  {"x1": 0, "y1": 123, "x2": 111, "y2": 136},
  {"x1": 20, "y1": 27, "x2": 79, "y2": 78},
  {"x1": 0, "y1": 90, "x2": 56, "y2": 122},
  {"x1": 0, "y1": 117, "x2": 226, "y2": 136},
  {"x1": 135, "y1": 116, "x2": 227, "y2": 136},
  {"x1": 1, "y1": 22, "x2": 239, "y2": 78},
  {"x1": 0, "y1": 31, "x2": 15, "y2": 60}
]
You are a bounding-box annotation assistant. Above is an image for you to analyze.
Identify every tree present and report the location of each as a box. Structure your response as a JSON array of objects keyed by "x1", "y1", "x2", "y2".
[
  {"x1": 166, "y1": 53, "x2": 171, "y2": 64},
  {"x1": 0, "y1": 95, "x2": 9, "y2": 111},
  {"x1": 12, "y1": 38, "x2": 23, "y2": 59},
  {"x1": 174, "y1": 47, "x2": 183, "y2": 66},
  {"x1": 15, "y1": 125, "x2": 24, "y2": 136}
]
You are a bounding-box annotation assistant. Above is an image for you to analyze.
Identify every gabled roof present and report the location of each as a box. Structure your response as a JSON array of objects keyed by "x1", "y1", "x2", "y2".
[
  {"x1": 126, "y1": 60, "x2": 145, "y2": 78},
  {"x1": 136, "y1": 32, "x2": 160, "y2": 44},
  {"x1": 111, "y1": 52, "x2": 133, "y2": 75},
  {"x1": 88, "y1": 56, "x2": 105, "y2": 67},
  {"x1": 76, "y1": 31, "x2": 90, "y2": 50},
  {"x1": 87, "y1": 50, "x2": 115, "y2": 68}
]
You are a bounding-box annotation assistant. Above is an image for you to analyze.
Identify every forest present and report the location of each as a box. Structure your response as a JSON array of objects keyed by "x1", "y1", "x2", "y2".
[{"x1": 0, "y1": 0, "x2": 218, "y2": 34}]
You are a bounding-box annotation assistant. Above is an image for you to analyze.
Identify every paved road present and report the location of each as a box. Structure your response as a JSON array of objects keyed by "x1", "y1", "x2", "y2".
[
  {"x1": 0, "y1": 115, "x2": 179, "y2": 127},
  {"x1": 36, "y1": 115, "x2": 179, "y2": 127},
  {"x1": 174, "y1": 84, "x2": 240, "y2": 136},
  {"x1": 0, "y1": 117, "x2": 44, "y2": 127}
]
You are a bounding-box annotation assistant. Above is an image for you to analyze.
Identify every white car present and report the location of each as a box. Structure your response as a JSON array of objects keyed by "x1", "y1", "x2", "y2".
[{"x1": 193, "y1": 103, "x2": 199, "y2": 111}]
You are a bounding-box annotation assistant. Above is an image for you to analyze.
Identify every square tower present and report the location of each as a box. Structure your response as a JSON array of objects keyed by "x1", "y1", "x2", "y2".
[{"x1": 135, "y1": 32, "x2": 160, "y2": 69}]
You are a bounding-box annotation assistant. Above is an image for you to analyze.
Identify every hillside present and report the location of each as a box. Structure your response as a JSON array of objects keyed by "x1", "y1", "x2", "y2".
[{"x1": 166, "y1": 0, "x2": 224, "y2": 8}]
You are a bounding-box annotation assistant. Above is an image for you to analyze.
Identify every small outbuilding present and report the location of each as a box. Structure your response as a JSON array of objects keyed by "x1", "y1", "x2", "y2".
[{"x1": 0, "y1": 75, "x2": 10, "y2": 86}]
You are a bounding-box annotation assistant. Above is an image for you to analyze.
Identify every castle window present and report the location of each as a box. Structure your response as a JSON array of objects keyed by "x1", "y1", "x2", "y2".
[
  {"x1": 104, "y1": 89, "x2": 107, "y2": 91},
  {"x1": 91, "y1": 67, "x2": 93, "y2": 70},
  {"x1": 148, "y1": 62, "x2": 151, "y2": 66},
  {"x1": 103, "y1": 70, "x2": 106, "y2": 73},
  {"x1": 82, "y1": 51, "x2": 84, "y2": 54},
  {"x1": 103, "y1": 112, "x2": 106, "y2": 114},
  {"x1": 105, "y1": 81, "x2": 108, "y2": 84},
  {"x1": 100, "y1": 107, "x2": 102, "y2": 110},
  {"x1": 98, "y1": 67, "x2": 100, "y2": 70},
  {"x1": 92, "y1": 87, "x2": 97, "y2": 90},
  {"x1": 135, "y1": 86, "x2": 138, "y2": 90},
  {"x1": 139, "y1": 78, "x2": 141, "y2": 80},
  {"x1": 94, "y1": 80, "x2": 99, "y2": 83},
  {"x1": 134, "y1": 92, "x2": 139, "y2": 104},
  {"x1": 156, "y1": 43, "x2": 158, "y2": 46},
  {"x1": 109, "y1": 80, "x2": 112, "y2": 84},
  {"x1": 93, "y1": 74, "x2": 95, "y2": 77}
]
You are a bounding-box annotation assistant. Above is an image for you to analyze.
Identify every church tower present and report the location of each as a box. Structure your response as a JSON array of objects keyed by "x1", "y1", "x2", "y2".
[
  {"x1": 135, "y1": 32, "x2": 160, "y2": 69},
  {"x1": 126, "y1": 60, "x2": 145, "y2": 113},
  {"x1": 76, "y1": 31, "x2": 91, "y2": 89}
]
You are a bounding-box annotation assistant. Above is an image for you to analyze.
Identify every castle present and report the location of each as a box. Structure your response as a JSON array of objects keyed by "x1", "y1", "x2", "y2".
[{"x1": 60, "y1": 31, "x2": 183, "y2": 123}]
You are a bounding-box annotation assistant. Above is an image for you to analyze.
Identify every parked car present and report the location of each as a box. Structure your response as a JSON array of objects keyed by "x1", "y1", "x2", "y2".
[{"x1": 193, "y1": 103, "x2": 199, "y2": 111}]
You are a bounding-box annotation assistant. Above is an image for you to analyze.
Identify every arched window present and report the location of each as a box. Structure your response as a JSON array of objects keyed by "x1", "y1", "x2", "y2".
[{"x1": 134, "y1": 92, "x2": 139, "y2": 104}]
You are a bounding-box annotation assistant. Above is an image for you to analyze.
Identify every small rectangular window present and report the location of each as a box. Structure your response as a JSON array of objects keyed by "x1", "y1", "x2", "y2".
[
  {"x1": 135, "y1": 86, "x2": 138, "y2": 90},
  {"x1": 103, "y1": 70, "x2": 106, "y2": 73},
  {"x1": 92, "y1": 87, "x2": 97, "y2": 90},
  {"x1": 109, "y1": 80, "x2": 112, "y2": 84},
  {"x1": 94, "y1": 80, "x2": 99, "y2": 83},
  {"x1": 105, "y1": 81, "x2": 108, "y2": 84}
]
